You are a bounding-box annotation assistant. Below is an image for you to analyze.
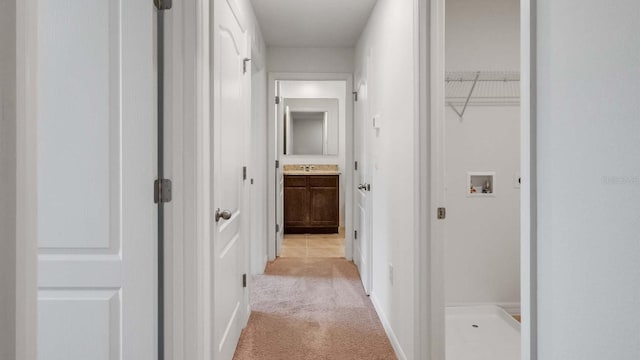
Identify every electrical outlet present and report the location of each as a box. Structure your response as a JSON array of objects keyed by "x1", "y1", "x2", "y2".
[{"x1": 389, "y1": 263, "x2": 394, "y2": 285}]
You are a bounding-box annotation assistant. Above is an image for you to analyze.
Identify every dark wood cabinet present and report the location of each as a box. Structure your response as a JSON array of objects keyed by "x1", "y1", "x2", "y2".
[{"x1": 284, "y1": 175, "x2": 339, "y2": 234}]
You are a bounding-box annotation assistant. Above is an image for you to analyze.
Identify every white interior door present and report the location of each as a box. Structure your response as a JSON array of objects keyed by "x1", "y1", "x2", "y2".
[
  {"x1": 353, "y1": 85, "x2": 363, "y2": 270},
  {"x1": 36, "y1": 1, "x2": 157, "y2": 359},
  {"x1": 354, "y1": 75, "x2": 373, "y2": 295},
  {"x1": 212, "y1": 0, "x2": 249, "y2": 358},
  {"x1": 275, "y1": 81, "x2": 285, "y2": 256}
]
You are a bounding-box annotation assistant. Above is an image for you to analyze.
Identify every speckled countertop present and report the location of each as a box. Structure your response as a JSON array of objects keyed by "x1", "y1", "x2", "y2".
[{"x1": 283, "y1": 164, "x2": 340, "y2": 175}]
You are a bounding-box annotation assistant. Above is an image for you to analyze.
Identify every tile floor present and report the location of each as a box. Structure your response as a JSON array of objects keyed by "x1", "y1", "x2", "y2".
[{"x1": 280, "y1": 230, "x2": 345, "y2": 258}]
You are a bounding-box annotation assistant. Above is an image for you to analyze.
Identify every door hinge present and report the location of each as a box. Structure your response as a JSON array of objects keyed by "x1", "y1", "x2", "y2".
[
  {"x1": 154, "y1": 0, "x2": 172, "y2": 10},
  {"x1": 243, "y1": 166, "x2": 247, "y2": 180},
  {"x1": 242, "y1": 274, "x2": 247, "y2": 288},
  {"x1": 275, "y1": 160, "x2": 280, "y2": 169},
  {"x1": 437, "y1": 207, "x2": 446, "y2": 220},
  {"x1": 354, "y1": 230, "x2": 358, "y2": 240},
  {"x1": 275, "y1": 96, "x2": 281, "y2": 105},
  {"x1": 243, "y1": 58, "x2": 251, "y2": 74},
  {"x1": 154, "y1": 179, "x2": 172, "y2": 204},
  {"x1": 355, "y1": 161, "x2": 358, "y2": 171},
  {"x1": 353, "y1": 91, "x2": 358, "y2": 102},
  {"x1": 276, "y1": 224, "x2": 280, "y2": 233}
]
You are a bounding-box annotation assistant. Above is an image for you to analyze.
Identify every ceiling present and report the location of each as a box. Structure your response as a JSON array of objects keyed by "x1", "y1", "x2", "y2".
[{"x1": 251, "y1": 0, "x2": 378, "y2": 47}]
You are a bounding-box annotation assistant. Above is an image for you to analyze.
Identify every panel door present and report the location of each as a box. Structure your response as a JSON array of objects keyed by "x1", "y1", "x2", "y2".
[
  {"x1": 353, "y1": 83, "x2": 363, "y2": 271},
  {"x1": 275, "y1": 81, "x2": 285, "y2": 256},
  {"x1": 36, "y1": 1, "x2": 157, "y2": 359},
  {"x1": 354, "y1": 55, "x2": 373, "y2": 295},
  {"x1": 212, "y1": 0, "x2": 249, "y2": 358}
]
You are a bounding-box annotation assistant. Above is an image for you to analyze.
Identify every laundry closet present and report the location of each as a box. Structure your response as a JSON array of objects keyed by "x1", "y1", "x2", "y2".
[{"x1": 442, "y1": 0, "x2": 522, "y2": 359}]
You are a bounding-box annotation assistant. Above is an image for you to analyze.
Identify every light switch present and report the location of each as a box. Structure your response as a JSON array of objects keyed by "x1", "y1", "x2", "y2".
[{"x1": 373, "y1": 115, "x2": 381, "y2": 129}]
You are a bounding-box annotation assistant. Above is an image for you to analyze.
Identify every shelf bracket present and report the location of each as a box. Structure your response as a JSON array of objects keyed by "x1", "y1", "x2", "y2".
[{"x1": 448, "y1": 71, "x2": 481, "y2": 120}]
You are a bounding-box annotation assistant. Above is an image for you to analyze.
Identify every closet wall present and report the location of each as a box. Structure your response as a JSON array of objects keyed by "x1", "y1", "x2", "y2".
[{"x1": 444, "y1": 0, "x2": 521, "y2": 311}]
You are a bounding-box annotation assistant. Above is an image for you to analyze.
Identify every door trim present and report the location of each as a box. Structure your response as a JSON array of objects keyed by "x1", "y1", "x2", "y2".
[
  {"x1": 267, "y1": 72, "x2": 354, "y2": 262},
  {"x1": 418, "y1": 0, "x2": 445, "y2": 358},
  {"x1": 162, "y1": 0, "x2": 206, "y2": 358},
  {"x1": 16, "y1": 0, "x2": 38, "y2": 358},
  {"x1": 520, "y1": 0, "x2": 538, "y2": 358},
  {"x1": 424, "y1": 0, "x2": 538, "y2": 359}
]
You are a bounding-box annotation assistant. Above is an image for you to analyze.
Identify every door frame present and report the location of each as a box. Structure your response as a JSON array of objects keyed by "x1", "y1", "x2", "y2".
[
  {"x1": 159, "y1": 0, "x2": 254, "y2": 358},
  {"x1": 15, "y1": 0, "x2": 38, "y2": 358},
  {"x1": 424, "y1": 0, "x2": 537, "y2": 359},
  {"x1": 162, "y1": 0, "x2": 210, "y2": 358},
  {"x1": 267, "y1": 72, "x2": 355, "y2": 262}
]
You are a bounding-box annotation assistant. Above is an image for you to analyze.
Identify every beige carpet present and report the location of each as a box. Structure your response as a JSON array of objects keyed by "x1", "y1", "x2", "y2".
[{"x1": 233, "y1": 258, "x2": 397, "y2": 360}]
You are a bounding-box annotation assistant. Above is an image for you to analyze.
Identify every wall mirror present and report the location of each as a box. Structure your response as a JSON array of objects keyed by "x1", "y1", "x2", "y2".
[{"x1": 283, "y1": 98, "x2": 339, "y2": 156}]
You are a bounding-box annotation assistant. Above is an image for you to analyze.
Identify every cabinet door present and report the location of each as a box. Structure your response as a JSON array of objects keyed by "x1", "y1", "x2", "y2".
[
  {"x1": 309, "y1": 176, "x2": 339, "y2": 227},
  {"x1": 284, "y1": 176, "x2": 308, "y2": 228}
]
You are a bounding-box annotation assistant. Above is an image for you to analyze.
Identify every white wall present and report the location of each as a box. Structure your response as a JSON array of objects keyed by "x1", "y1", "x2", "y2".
[
  {"x1": 446, "y1": 0, "x2": 520, "y2": 72},
  {"x1": 536, "y1": 0, "x2": 640, "y2": 358},
  {"x1": 444, "y1": 0, "x2": 520, "y2": 310},
  {"x1": 444, "y1": 108, "x2": 520, "y2": 307},
  {"x1": 354, "y1": 0, "x2": 417, "y2": 358},
  {"x1": 267, "y1": 47, "x2": 354, "y2": 73},
  {"x1": 279, "y1": 81, "x2": 347, "y2": 226},
  {"x1": 0, "y1": 0, "x2": 16, "y2": 358}
]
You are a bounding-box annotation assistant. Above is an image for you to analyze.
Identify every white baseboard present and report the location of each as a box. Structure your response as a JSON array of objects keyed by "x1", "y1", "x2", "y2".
[
  {"x1": 370, "y1": 293, "x2": 408, "y2": 360},
  {"x1": 446, "y1": 302, "x2": 521, "y2": 316}
]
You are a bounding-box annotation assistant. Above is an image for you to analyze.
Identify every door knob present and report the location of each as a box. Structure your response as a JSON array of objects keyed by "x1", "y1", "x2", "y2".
[
  {"x1": 358, "y1": 184, "x2": 366, "y2": 190},
  {"x1": 215, "y1": 208, "x2": 232, "y2": 223},
  {"x1": 358, "y1": 184, "x2": 371, "y2": 191}
]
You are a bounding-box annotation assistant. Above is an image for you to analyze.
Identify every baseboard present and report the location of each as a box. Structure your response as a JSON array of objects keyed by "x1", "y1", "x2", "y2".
[
  {"x1": 446, "y1": 302, "x2": 521, "y2": 316},
  {"x1": 370, "y1": 293, "x2": 408, "y2": 360}
]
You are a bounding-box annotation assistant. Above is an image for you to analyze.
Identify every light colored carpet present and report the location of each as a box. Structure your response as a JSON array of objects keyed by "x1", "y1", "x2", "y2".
[{"x1": 233, "y1": 258, "x2": 397, "y2": 360}]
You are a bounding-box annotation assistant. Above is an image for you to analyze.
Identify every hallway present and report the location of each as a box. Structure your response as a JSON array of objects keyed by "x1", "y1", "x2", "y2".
[{"x1": 233, "y1": 258, "x2": 397, "y2": 360}]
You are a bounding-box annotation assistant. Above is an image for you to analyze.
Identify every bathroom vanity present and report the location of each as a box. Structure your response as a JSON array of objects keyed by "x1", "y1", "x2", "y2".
[{"x1": 283, "y1": 165, "x2": 340, "y2": 234}]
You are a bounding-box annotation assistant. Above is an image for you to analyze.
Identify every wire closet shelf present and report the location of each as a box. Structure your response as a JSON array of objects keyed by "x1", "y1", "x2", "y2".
[{"x1": 446, "y1": 70, "x2": 520, "y2": 119}]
